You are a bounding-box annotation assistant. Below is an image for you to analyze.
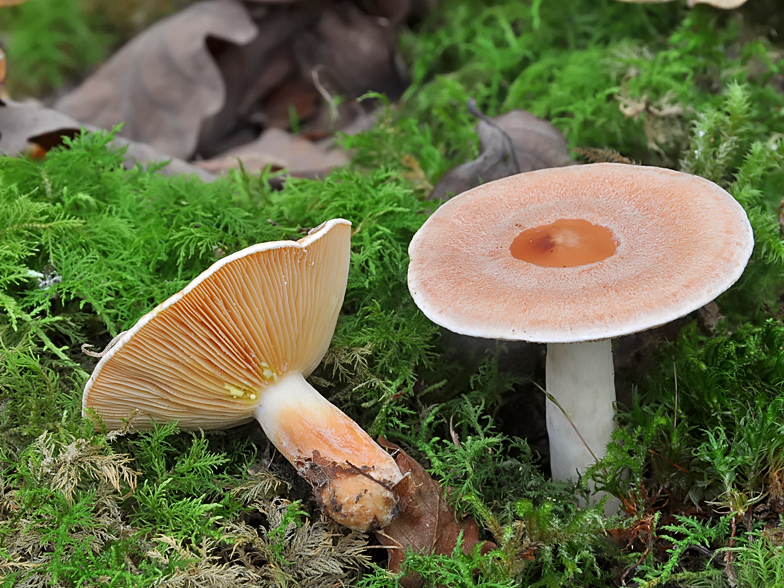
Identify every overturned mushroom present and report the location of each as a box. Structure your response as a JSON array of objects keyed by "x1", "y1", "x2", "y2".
[
  {"x1": 83, "y1": 219, "x2": 404, "y2": 531},
  {"x1": 408, "y1": 164, "x2": 753, "y2": 485}
]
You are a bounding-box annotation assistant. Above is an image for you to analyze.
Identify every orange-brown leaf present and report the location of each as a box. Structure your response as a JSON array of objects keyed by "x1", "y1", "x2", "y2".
[{"x1": 376, "y1": 439, "x2": 490, "y2": 588}]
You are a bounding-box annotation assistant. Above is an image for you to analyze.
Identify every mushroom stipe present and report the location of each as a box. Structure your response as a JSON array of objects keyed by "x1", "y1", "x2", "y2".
[{"x1": 83, "y1": 219, "x2": 405, "y2": 532}]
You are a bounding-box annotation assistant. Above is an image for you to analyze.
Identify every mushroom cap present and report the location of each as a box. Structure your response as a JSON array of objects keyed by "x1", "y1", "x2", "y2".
[
  {"x1": 408, "y1": 164, "x2": 753, "y2": 343},
  {"x1": 83, "y1": 219, "x2": 351, "y2": 430}
]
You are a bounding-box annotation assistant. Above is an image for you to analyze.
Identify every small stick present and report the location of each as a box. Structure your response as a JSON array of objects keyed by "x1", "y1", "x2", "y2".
[
  {"x1": 672, "y1": 357, "x2": 678, "y2": 433},
  {"x1": 535, "y1": 382, "x2": 598, "y2": 463},
  {"x1": 648, "y1": 449, "x2": 690, "y2": 474},
  {"x1": 82, "y1": 331, "x2": 128, "y2": 358},
  {"x1": 449, "y1": 414, "x2": 462, "y2": 449}
]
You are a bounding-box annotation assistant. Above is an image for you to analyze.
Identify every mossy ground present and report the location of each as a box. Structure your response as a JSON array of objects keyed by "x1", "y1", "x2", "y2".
[{"x1": 3, "y1": 1, "x2": 784, "y2": 586}]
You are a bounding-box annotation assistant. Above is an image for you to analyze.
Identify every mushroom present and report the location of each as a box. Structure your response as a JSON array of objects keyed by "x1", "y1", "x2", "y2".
[
  {"x1": 83, "y1": 219, "x2": 404, "y2": 531},
  {"x1": 407, "y1": 164, "x2": 753, "y2": 484}
]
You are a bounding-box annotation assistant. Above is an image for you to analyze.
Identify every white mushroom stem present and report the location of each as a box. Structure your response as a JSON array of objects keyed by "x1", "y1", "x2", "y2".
[
  {"x1": 545, "y1": 339, "x2": 616, "y2": 482},
  {"x1": 253, "y1": 372, "x2": 404, "y2": 531}
]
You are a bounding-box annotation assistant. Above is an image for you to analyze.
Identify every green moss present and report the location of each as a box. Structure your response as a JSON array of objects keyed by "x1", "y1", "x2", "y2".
[
  {"x1": 0, "y1": 0, "x2": 113, "y2": 97},
  {"x1": 3, "y1": 1, "x2": 784, "y2": 585}
]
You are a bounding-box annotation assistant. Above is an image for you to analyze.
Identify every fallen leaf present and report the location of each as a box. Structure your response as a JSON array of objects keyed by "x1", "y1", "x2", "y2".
[
  {"x1": 294, "y1": 4, "x2": 407, "y2": 101},
  {"x1": 196, "y1": 4, "x2": 322, "y2": 157},
  {"x1": 109, "y1": 135, "x2": 216, "y2": 182},
  {"x1": 196, "y1": 127, "x2": 347, "y2": 176},
  {"x1": 573, "y1": 147, "x2": 635, "y2": 164},
  {"x1": 0, "y1": 100, "x2": 80, "y2": 156},
  {"x1": 260, "y1": 78, "x2": 320, "y2": 129},
  {"x1": 362, "y1": 0, "x2": 413, "y2": 27},
  {"x1": 430, "y1": 107, "x2": 572, "y2": 200},
  {"x1": 55, "y1": 0, "x2": 257, "y2": 160},
  {"x1": 0, "y1": 101, "x2": 214, "y2": 181},
  {"x1": 376, "y1": 439, "x2": 489, "y2": 588}
]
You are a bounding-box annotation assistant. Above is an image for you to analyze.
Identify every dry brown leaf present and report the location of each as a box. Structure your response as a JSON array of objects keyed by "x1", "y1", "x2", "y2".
[
  {"x1": 55, "y1": 0, "x2": 257, "y2": 160},
  {"x1": 430, "y1": 108, "x2": 572, "y2": 200},
  {"x1": 260, "y1": 78, "x2": 320, "y2": 129},
  {"x1": 0, "y1": 101, "x2": 80, "y2": 156},
  {"x1": 363, "y1": 0, "x2": 413, "y2": 27},
  {"x1": 376, "y1": 440, "x2": 489, "y2": 588},
  {"x1": 196, "y1": 4, "x2": 323, "y2": 158},
  {"x1": 108, "y1": 134, "x2": 216, "y2": 181},
  {"x1": 196, "y1": 127, "x2": 346, "y2": 176},
  {"x1": 295, "y1": 4, "x2": 407, "y2": 100},
  {"x1": 0, "y1": 101, "x2": 214, "y2": 180}
]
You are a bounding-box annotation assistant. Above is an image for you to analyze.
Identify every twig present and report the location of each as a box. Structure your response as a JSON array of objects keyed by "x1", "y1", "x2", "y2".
[
  {"x1": 672, "y1": 357, "x2": 678, "y2": 433},
  {"x1": 375, "y1": 531, "x2": 404, "y2": 550},
  {"x1": 621, "y1": 526, "x2": 655, "y2": 586},
  {"x1": 449, "y1": 414, "x2": 461, "y2": 449},
  {"x1": 345, "y1": 461, "x2": 398, "y2": 492},
  {"x1": 724, "y1": 515, "x2": 738, "y2": 582},
  {"x1": 648, "y1": 449, "x2": 690, "y2": 474},
  {"x1": 81, "y1": 331, "x2": 128, "y2": 358},
  {"x1": 311, "y1": 66, "x2": 340, "y2": 125},
  {"x1": 533, "y1": 382, "x2": 598, "y2": 463}
]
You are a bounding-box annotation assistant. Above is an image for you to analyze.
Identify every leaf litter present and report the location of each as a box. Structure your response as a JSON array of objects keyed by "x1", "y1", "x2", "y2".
[
  {"x1": 45, "y1": 0, "x2": 412, "y2": 174},
  {"x1": 430, "y1": 102, "x2": 573, "y2": 200},
  {"x1": 376, "y1": 439, "x2": 492, "y2": 588}
]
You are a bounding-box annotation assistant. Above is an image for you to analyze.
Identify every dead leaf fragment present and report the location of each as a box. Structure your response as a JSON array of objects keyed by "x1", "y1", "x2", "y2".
[
  {"x1": 196, "y1": 4, "x2": 322, "y2": 157},
  {"x1": 55, "y1": 0, "x2": 258, "y2": 160},
  {"x1": 295, "y1": 4, "x2": 408, "y2": 100},
  {"x1": 0, "y1": 101, "x2": 214, "y2": 181},
  {"x1": 376, "y1": 440, "x2": 488, "y2": 588},
  {"x1": 196, "y1": 127, "x2": 347, "y2": 176},
  {"x1": 778, "y1": 193, "x2": 784, "y2": 238},
  {"x1": 0, "y1": 101, "x2": 80, "y2": 156},
  {"x1": 430, "y1": 108, "x2": 572, "y2": 200},
  {"x1": 108, "y1": 134, "x2": 216, "y2": 182}
]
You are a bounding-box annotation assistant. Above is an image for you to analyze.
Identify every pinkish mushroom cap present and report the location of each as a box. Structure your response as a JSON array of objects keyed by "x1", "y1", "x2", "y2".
[{"x1": 408, "y1": 163, "x2": 753, "y2": 486}]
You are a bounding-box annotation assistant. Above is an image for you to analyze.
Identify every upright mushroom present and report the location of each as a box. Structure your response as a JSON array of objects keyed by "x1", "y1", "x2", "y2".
[
  {"x1": 83, "y1": 219, "x2": 404, "y2": 531},
  {"x1": 408, "y1": 164, "x2": 753, "y2": 484}
]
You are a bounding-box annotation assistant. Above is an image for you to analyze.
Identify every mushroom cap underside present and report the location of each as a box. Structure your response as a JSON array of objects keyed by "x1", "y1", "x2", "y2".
[
  {"x1": 83, "y1": 219, "x2": 352, "y2": 430},
  {"x1": 408, "y1": 164, "x2": 753, "y2": 343}
]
